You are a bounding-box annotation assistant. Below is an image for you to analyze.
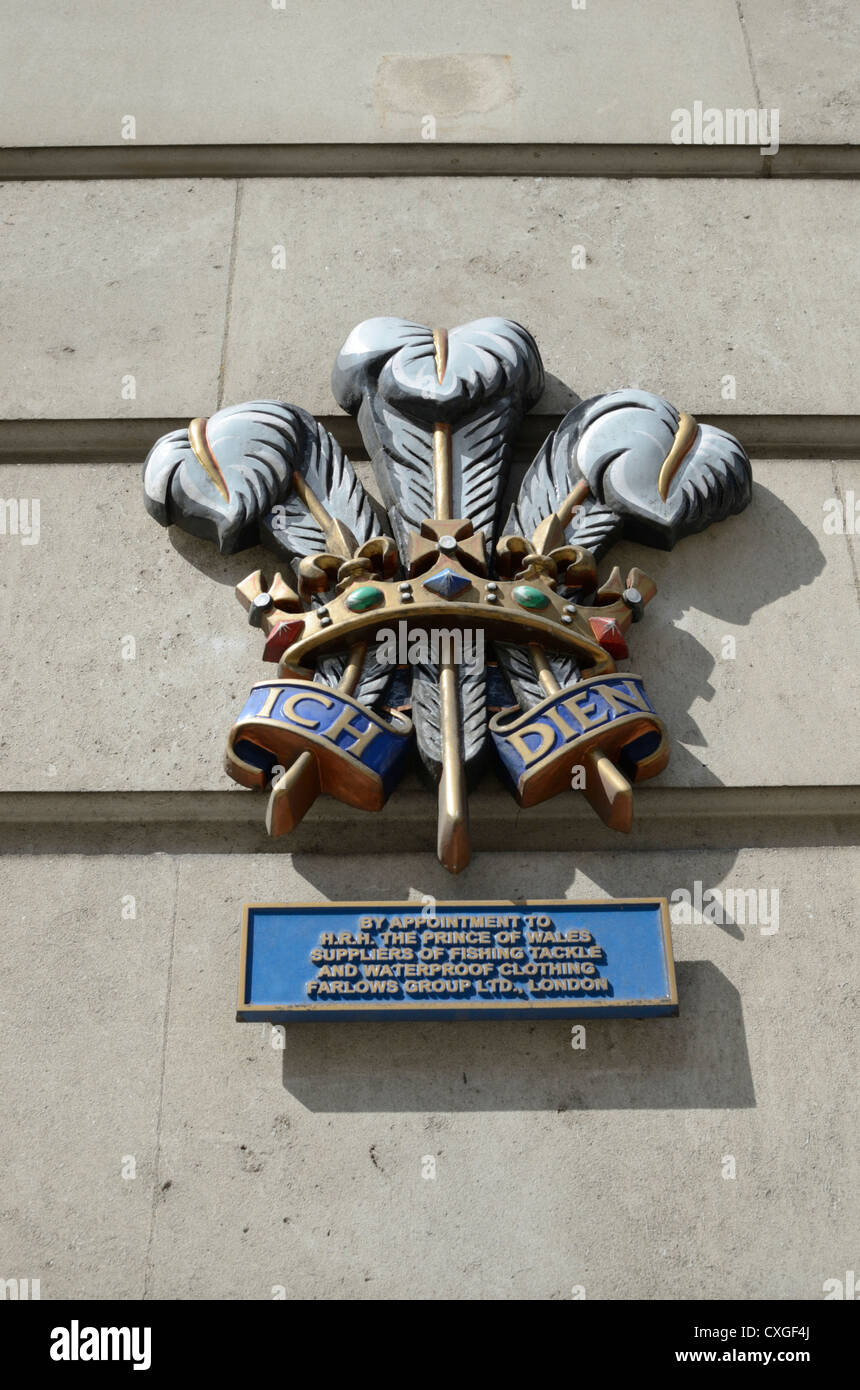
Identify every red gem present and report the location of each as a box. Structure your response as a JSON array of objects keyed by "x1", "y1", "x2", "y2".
[
  {"x1": 263, "y1": 619, "x2": 304, "y2": 662},
  {"x1": 588, "y1": 616, "x2": 629, "y2": 659}
]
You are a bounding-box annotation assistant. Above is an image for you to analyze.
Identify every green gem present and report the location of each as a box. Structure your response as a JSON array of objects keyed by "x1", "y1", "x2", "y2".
[
  {"x1": 346, "y1": 584, "x2": 384, "y2": 612},
  {"x1": 512, "y1": 584, "x2": 549, "y2": 610}
]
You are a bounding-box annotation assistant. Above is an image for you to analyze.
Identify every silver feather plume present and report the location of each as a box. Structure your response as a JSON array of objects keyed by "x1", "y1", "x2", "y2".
[
  {"x1": 507, "y1": 389, "x2": 752, "y2": 555},
  {"x1": 500, "y1": 389, "x2": 753, "y2": 708},
  {"x1": 143, "y1": 399, "x2": 391, "y2": 707},
  {"x1": 333, "y1": 316, "x2": 545, "y2": 782}
]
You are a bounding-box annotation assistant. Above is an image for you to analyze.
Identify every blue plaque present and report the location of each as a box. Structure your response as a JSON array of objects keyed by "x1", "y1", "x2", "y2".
[{"x1": 237, "y1": 899, "x2": 678, "y2": 1021}]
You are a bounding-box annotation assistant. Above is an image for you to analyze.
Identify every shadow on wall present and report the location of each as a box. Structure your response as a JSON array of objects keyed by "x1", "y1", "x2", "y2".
[
  {"x1": 291, "y1": 848, "x2": 758, "y2": 942},
  {"x1": 604, "y1": 479, "x2": 824, "y2": 786},
  {"x1": 280, "y1": 962, "x2": 754, "y2": 1113}
]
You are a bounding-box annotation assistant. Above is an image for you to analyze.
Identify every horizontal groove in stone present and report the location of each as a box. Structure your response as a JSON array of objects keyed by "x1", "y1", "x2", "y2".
[
  {"x1": 0, "y1": 787, "x2": 856, "y2": 856},
  {"x1": 1, "y1": 144, "x2": 858, "y2": 181},
  {"x1": 2, "y1": 415, "x2": 859, "y2": 462}
]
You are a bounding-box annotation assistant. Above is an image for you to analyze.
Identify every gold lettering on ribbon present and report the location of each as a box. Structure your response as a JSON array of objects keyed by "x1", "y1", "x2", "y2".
[
  {"x1": 257, "y1": 687, "x2": 281, "y2": 719},
  {"x1": 280, "y1": 690, "x2": 333, "y2": 729},
  {"x1": 506, "y1": 720, "x2": 557, "y2": 767},
  {"x1": 504, "y1": 681, "x2": 649, "y2": 768},
  {"x1": 562, "y1": 689, "x2": 605, "y2": 729},
  {"x1": 323, "y1": 704, "x2": 382, "y2": 758},
  {"x1": 599, "y1": 681, "x2": 651, "y2": 716}
]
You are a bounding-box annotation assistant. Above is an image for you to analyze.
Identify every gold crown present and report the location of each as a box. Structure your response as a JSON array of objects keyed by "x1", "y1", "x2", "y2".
[{"x1": 235, "y1": 517, "x2": 656, "y2": 681}]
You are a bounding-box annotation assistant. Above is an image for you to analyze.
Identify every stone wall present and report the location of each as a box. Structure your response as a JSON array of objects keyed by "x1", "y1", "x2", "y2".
[{"x1": 1, "y1": 2, "x2": 857, "y2": 1300}]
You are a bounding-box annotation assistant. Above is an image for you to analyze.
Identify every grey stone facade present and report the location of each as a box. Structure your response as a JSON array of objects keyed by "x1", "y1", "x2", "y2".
[{"x1": 1, "y1": 2, "x2": 858, "y2": 1300}]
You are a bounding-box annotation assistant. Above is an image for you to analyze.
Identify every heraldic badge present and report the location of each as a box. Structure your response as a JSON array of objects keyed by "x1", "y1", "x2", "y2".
[{"x1": 143, "y1": 317, "x2": 752, "y2": 873}]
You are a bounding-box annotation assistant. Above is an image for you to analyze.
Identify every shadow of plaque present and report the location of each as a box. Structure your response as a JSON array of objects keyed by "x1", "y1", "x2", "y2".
[{"x1": 281, "y1": 961, "x2": 753, "y2": 1112}]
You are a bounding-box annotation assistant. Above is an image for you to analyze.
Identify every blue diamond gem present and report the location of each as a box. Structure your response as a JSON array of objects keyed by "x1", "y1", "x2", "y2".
[{"x1": 422, "y1": 568, "x2": 471, "y2": 599}]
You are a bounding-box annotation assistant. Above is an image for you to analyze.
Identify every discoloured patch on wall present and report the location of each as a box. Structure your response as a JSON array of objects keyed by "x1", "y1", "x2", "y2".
[{"x1": 374, "y1": 54, "x2": 516, "y2": 135}]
